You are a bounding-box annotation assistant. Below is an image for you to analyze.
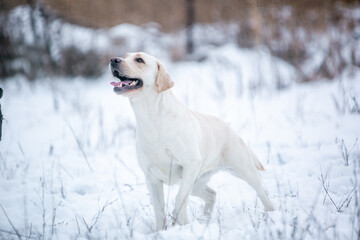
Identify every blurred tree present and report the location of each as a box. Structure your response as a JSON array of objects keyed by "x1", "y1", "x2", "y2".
[
  {"x1": 0, "y1": 0, "x2": 103, "y2": 80},
  {"x1": 1, "y1": 0, "x2": 359, "y2": 80},
  {"x1": 0, "y1": 87, "x2": 2, "y2": 141},
  {"x1": 186, "y1": 0, "x2": 195, "y2": 54},
  {"x1": 0, "y1": 16, "x2": 15, "y2": 78},
  {"x1": 250, "y1": 0, "x2": 261, "y2": 46}
]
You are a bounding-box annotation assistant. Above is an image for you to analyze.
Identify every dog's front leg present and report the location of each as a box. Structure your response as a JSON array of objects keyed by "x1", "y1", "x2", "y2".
[
  {"x1": 145, "y1": 174, "x2": 166, "y2": 231},
  {"x1": 172, "y1": 164, "x2": 200, "y2": 225}
]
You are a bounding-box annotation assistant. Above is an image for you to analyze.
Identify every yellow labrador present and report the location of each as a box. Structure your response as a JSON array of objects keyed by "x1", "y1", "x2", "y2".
[{"x1": 109, "y1": 52, "x2": 274, "y2": 230}]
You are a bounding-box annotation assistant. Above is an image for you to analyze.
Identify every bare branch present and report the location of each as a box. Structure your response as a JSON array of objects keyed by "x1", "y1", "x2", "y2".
[
  {"x1": 0, "y1": 204, "x2": 22, "y2": 240},
  {"x1": 0, "y1": 228, "x2": 37, "y2": 240},
  {"x1": 67, "y1": 123, "x2": 93, "y2": 172}
]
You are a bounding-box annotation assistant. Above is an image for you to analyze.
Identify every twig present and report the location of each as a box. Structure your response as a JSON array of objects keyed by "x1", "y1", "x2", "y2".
[
  {"x1": 298, "y1": 190, "x2": 322, "y2": 240},
  {"x1": 82, "y1": 191, "x2": 116, "y2": 233},
  {"x1": 114, "y1": 174, "x2": 133, "y2": 237},
  {"x1": 351, "y1": 96, "x2": 360, "y2": 114},
  {"x1": 0, "y1": 228, "x2": 37, "y2": 240},
  {"x1": 351, "y1": 154, "x2": 360, "y2": 239},
  {"x1": 318, "y1": 169, "x2": 356, "y2": 212},
  {"x1": 115, "y1": 154, "x2": 138, "y2": 180},
  {"x1": 217, "y1": 192, "x2": 222, "y2": 240},
  {"x1": 75, "y1": 216, "x2": 81, "y2": 235},
  {"x1": 338, "y1": 187, "x2": 357, "y2": 210},
  {"x1": 59, "y1": 163, "x2": 74, "y2": 179},
  {"x1": 67, "y1": 123, "x2": 93, "y2": 172},
  {"x1": 40, "y1": 162, "x2": 46, "y2": 240},
  {"x1": 28, "y1": 223, "x2": 32, "y2": 239},
  {"x1": 51, "y1": 207, "x2": 57, "y2": 238},
  {"x1": 336, "y1": 137, "x2": 358, "y2": 166},
  {"x1": 0, "y1": 204, "x2": 22, "y2": 240}
]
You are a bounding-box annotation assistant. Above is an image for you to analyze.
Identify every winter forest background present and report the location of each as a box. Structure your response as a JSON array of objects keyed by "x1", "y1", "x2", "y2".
[{"x1": 0, "y1": 0, "x2": 360, "y2": 239}]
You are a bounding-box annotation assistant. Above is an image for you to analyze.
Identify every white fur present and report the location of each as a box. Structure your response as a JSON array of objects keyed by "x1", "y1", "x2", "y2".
[{"x1": 110, "y1": 52, "x2": 274, "y2": 231}]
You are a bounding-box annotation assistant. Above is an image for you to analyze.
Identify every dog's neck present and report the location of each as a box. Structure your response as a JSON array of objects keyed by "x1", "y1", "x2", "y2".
[{"x1": 129, "y1": 90, "x2": 181, "y2": 128}]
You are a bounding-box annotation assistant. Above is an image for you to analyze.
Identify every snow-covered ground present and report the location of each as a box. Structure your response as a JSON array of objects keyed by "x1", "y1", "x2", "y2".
[{"x1": 1, "y1": 22, "x2": 360, "y2": 239}]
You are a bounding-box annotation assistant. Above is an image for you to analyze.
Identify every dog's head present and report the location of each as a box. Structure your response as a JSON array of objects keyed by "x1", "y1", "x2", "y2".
[{"x1": 109, "y1": 52, "x2": 174, "y2": 97}]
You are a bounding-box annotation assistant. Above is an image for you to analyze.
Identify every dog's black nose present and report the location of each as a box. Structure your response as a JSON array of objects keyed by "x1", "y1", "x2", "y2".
[{"x1": 110, "y1": 57, "x2": 121, "y2": 65}]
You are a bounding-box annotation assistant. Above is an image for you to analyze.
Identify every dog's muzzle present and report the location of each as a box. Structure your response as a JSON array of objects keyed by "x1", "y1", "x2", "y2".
[{"x1": 109, "y1": 58, "x2": 143, "y2": 94}]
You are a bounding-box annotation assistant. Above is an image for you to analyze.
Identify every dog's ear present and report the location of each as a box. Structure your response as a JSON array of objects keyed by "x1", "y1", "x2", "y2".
[{"x1": 156, "y1": 61, "x2": 174, "y2": 93}]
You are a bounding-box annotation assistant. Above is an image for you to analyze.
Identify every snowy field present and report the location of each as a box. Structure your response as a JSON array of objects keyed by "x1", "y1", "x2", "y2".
[{"x1": 1, "y1": 19, "x2": 360, "y2": 240}]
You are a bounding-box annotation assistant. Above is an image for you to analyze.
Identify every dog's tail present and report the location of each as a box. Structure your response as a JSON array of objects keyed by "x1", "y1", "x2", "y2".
[{"x1": 250, "y1": 149, "x2": 265, "y2": 171}]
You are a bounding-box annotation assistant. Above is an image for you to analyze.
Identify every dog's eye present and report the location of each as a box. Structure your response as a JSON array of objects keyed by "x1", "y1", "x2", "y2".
[{"x1": 135, "y1": 58, "x2": 145, "y2": 64}]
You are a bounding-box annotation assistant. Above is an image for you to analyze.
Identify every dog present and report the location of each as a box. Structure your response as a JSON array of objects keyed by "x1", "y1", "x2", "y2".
[{"x1": 109, "y1": 52, "x2": 274, "y2": 231}]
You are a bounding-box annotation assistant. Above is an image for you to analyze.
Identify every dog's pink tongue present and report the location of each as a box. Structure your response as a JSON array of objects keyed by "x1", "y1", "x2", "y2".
[
  {"x1": 123, "y1": 81, "x2": 132, "y2": 85},
  {"x1": 111, "y1": 81, "x2": 132, "y2": 87},
  {"x1": 111, "y1": 81, "x2": 122, "y2": 87}
]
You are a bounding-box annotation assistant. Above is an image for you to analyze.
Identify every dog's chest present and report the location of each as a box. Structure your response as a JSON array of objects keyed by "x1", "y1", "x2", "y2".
[
  {"x1": 140, "y1": 146, "x2": 183, "y2": 184},
  {"x1": 137, "y1": 125, "x2": 183, "y2": 184},
  {"x1": 137, "y1": 115, "x2": 181, "y2": 151}
]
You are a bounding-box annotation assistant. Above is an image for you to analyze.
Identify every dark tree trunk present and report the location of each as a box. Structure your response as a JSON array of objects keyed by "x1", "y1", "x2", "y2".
[
  {"x1": 0, "y1": 88, "x2": 3, "y2": 141},
  {"x1": 185, "y1": 0, "x2": 195, "y2": 54}
]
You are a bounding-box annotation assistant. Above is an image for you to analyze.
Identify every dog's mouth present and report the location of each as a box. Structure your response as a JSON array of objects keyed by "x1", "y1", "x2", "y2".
[{"x1": 111, "y1": 69, "x2": 143, "y2": 94}]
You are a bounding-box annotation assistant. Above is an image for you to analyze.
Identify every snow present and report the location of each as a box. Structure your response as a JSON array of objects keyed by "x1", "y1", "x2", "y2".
[{"x1": 1, "y1": 19, "x2": 360, "y2": 240}]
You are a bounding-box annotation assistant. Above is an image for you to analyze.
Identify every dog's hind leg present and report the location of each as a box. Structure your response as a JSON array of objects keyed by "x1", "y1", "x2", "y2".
[
  {"x1": 223, "y1": 138, "x2": 275, "y2": 211},
  {"x1": 191, "y1": 171, "x2": 217, "y2": 214},
  {"x1": 236, "y1": 169, "x2": 275, "y2": 211}
]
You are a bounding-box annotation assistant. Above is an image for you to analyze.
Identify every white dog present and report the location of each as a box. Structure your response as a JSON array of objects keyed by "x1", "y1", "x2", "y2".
[{"x1": 109, "y1": 52, "x2": 274, "y2": 230}]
